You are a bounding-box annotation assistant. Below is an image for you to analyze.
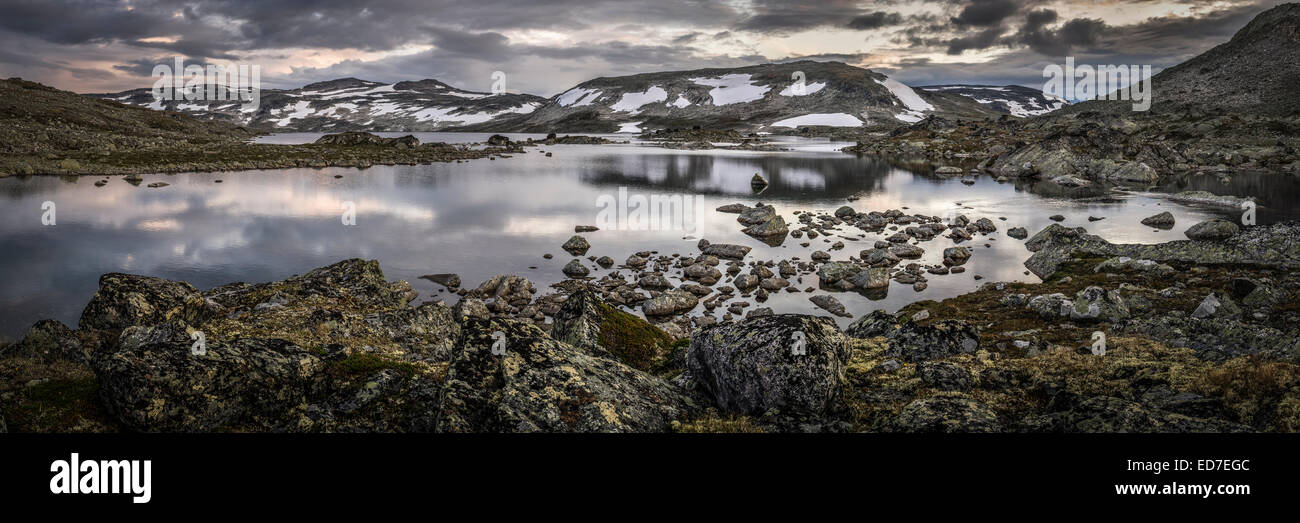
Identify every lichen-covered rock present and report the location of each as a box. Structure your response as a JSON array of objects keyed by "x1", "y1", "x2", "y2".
[
  {"x1": 561, "y1": 235, "x2": 590, "y2": 255},
  {"x1": 79, "y1": 273, "x2": 206, "y2": 330},
  {"x1": 687, "y1": 314, "x2": 851, "y2": 417},
  {"x1": 885, "y1": 320, "x2": 980, "y2": 362},
  {"x1": 1184, "y1": 219, "x2": 1240, "y2": 241},
  {"x1": 361, "y1": 302, "x2": 460, "y2": 360},
  {"x1": 1066, "y1": 286, "x2": 1130, "y2": 323},
  {"x1": 90, "y1": 322, "x2": 325, "y2": 432},
  {"x1": 701, "y1": 243, "x2": 751, "y2": 259},
  {"x1": 1140, "y1": 211, "x2": 1175, "y2": 228},
  {"x1": 641, "y1": 290, "x2": 699, "y2": 316},
  {"x1": 844, "y1": 310, "x2": 898, "y2": 338},
  {"x1": 435, "y1": 319, "x2": 695, "y2": 432}
]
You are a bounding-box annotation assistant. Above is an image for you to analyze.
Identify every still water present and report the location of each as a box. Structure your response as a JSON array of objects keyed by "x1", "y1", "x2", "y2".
[{"x1": 1, "y1": 133, "x2": 1294, "y2": 339}]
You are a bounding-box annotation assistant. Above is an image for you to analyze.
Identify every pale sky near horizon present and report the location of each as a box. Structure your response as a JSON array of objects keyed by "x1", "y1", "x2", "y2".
[{"x1": 0, "y1": 0, "x2": 1288, "y2": 95}]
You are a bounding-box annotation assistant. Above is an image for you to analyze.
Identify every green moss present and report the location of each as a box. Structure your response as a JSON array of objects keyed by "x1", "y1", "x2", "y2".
[
  {"x1": 326, "y1": 353, "x2": 415, "y2": 379},
  {"x1": 596, "y1": 303, "x2": 675, "y2": 372}
]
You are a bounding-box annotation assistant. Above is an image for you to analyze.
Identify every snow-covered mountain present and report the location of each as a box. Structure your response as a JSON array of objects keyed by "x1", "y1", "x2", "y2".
[
  {"x1": 476, "y1": 61, "x2": 997, "y2": 133},
  {"x1": 93, "y1": 78, "x2": 547, "y2": 132},
  {"x1": 918, "y1": 84, "x2": 1068, "y2": 117}
]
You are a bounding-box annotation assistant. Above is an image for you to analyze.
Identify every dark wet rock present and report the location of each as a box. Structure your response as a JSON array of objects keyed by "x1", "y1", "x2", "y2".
[
  {"x1": 742, "y1": 215, "x2": 788, "y2": 237},
  {"x1": 437, "y1": 319, "x2": 696, "y2": 432},
  {"x1": 846, "y1": 267, "x2": 890, "y2": 290},
  {"x1": 1007, "y1": 227, "x2": 1029, "y2": 239},
  {"x1": 942, "y1": 246, "x2": 972, "y2": 266},
  {"x1": 562, "y1": 235, "x2": 591, "y2": 255},
  {"x1": 889, "y1": 244, "x2": 924, "y2": 259},
  {"x1": 737, "y1": 204, "x2": 776, "y2": 226},
  {"x1": 715, "y1": 203, "x2": 749, "y2": 213},
  {"x1": 420, "y1": 273, "x2": 460, "y2": 289},
  {"x1": 641, "y1": 290, "x2": 699, "y2": 316},
  {"x1": 809, "y1": 295, "x2": 851, "y2": 318},
  {"x1": 893, "y1": 395, "x2": 1001, "y2": 433},
  {"x1": 596, "y1": 256, "x2": 614, "y2": 268},
  {"x1": 637, "y1": 273, "x2": 673, "y2": 290},
  {"x1": 750, "y1": 173, "x2": 768, "y2": 189},
  {"x1": 574, "y1": 225, "x2": 599, "y2": 233},
  {"x1": 733, "y1": 274, "x2": 760, "y2": 291},
  {"x1": 625, "y1": 255, "x2": 648, "y2": 268},
  {"x1": 562, "y1": 259, "x2": 590, "y2": 278},
  {"x1": 885, "y1": 320, "x2": 980, "y2": 362},
  {"x1": 687, "y1": 314, "x2": 851, "y2": 417},
  {"x1": 1140, "y1": 211, "x2": 1175, "y2": 229},
  {"x1": 844, "y1": 310, "x2": 898, "y2": 338},
  {"x1": 701, "y1": 243, "x2": 751, "y2": 259},
  {"x1": 1184, "y1": 219, "x2": 1240, "y2": 241}
]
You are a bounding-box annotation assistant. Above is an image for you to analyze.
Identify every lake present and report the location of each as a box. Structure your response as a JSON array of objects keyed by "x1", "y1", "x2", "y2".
[{"x1": 1, "y1": 132, "x2": 1295, "y2": 339}]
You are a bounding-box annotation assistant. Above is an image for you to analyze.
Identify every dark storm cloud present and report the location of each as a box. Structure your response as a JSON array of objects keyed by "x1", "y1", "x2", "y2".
[
  {"x1": 848, "y1": 12, "x2": 905, "y2": 30},
  {"x1": 951, "y1": 0, "x2": 1020, "y2": 27},
  {"x1": 1014, "y1": 11, "x2": 1108, "y2": 56},
  {"x1": 946, "y1": 27, "x2": 1006, "y2": 54}
]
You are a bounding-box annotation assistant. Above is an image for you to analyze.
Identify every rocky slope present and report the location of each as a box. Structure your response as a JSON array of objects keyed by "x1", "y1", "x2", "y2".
[
  {"x1": 95, "y1": 77, "x2": 548, "y2": 132},
  {"x1": 919, "y1": 84, "x2": 1068, "y2": 117},
  {"x1": 1069, "y1": 2, "x2": 1300, "y2": 116},
  {"x1": 480, "y1": 61, "x2": 997, "y2": 133},
  {"x1": 3, "y1": 219, "x2": 1299, "y2": 433},
  {"x1": 0, "y1": 78, "x2": 534, "y2": 177}
]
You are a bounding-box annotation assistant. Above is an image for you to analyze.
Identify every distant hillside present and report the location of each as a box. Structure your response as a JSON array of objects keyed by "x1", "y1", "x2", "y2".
[
  {"x1": 474, "y1": 61, "x2": 998, "y2": 133},
  {"x1": 918, "y1": 84, "x2": 1068, "y2": 117},
  {"x1": 1, "y1": 77, "x2": 255, "y2": 158},
  {"x1": 94, "y1": 77, "x2": 548, "y2": 132}
]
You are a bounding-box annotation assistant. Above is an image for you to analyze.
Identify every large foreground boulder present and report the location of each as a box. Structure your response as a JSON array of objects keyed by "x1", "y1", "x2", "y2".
[
  {"x1": 435, "y1": 319, "x2": 695, "y2": 432},
  {"x1": 91, "y1": 322, "x2": 324, "y2": 432},
  {"x1": 687, "y1": 314, "x2": 851, "y2": 417}
]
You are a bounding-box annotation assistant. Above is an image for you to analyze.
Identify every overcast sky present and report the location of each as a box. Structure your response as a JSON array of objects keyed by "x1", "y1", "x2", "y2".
[{"x1": 0, "y1": 0, "x2": 1287, "y2": 95}]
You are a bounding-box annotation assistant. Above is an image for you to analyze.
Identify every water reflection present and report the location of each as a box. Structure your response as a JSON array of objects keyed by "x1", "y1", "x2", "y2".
[{"x1": 0, "y1": 137, "x2": 1283, "y2": 339}]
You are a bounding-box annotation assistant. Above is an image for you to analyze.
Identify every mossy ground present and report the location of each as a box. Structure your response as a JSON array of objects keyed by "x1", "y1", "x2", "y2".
[{"x1": 0, "y1": 356, "x2": 119, "y2": 432}]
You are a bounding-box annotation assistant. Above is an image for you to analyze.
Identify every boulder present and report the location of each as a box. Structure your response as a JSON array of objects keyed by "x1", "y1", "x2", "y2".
[
  {"x1": 687, "y1": 314, "x2": 851, "y2": 416},
  {"x1": 436, "y1": 319, "x2": 696, "y2": 432},
  {"x1": 1184, "y1": 219, "x2": 1240, "y2": 241}
]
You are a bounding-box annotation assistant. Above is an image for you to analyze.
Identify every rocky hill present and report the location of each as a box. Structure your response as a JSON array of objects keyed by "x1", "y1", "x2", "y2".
[
  {"x1": 918, "y1": 84, "x2": 1068, "y2": 117},
  {"x1": 479, "y1": 61, "x2": 997, "y2": 133},
  {"x1": 95, "y1": 77, "x2": 548, "y2": 132},
  {"x1": 1070, "y1": 2, "x2": 1300, "y2": 116}
]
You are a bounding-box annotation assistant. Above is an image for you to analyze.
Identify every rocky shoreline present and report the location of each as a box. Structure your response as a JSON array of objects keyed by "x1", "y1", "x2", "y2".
[{"x1": 2, "y1": 217, "x2": 1298, "y2": 433}]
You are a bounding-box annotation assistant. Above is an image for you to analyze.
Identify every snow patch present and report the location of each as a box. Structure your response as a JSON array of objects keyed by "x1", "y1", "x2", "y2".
[
  {"x1": 557, "y1": 87, "x2": 602, "y2": 107},
  {"x1": 670, "y1": 94, "x2": 692, "y2": 108},
  {"x1": 690, "y1": 74, "x2": 770, "y2": 105},
  {"x1": 610, "y1": 86, "x2": 668, "y2": 113},
  {"x1": 617, "y1": 121, "x2": 643, "y2": 133},
  {"x1": 770, "y1": 113, "x2": 863, "y2": 127}
]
